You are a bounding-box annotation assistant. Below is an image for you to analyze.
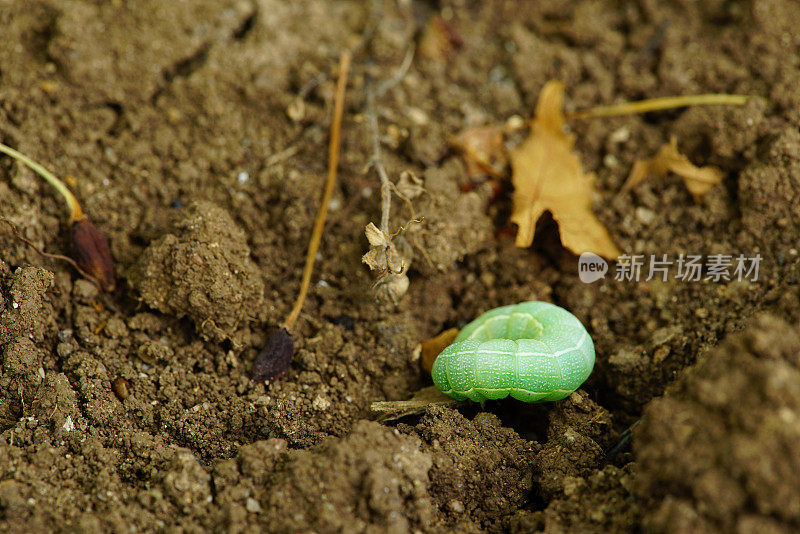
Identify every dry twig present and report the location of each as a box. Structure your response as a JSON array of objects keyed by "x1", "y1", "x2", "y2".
[
  {"x1": 283, "y1": 50, "x2": 351, "y2": 332},
  {"x1": 252, "y1": 49, "x2": 351, "y2": 383}
]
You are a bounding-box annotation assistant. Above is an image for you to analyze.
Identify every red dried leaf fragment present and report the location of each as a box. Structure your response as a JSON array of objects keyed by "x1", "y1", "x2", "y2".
[{"x1": 251, "y1": 328, "x2": 294, "y2": 383}]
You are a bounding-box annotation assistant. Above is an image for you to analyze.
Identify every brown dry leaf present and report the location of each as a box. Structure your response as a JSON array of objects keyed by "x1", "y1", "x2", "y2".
[
  {"x1": 622, "y1": 136, "x2": 724, "y2": 201},
  {"x1": 416, "y1": 327, "x2": 459, "y2": 374},
  {"x1": 451, "y1": 125, "x2": 507, "y2": 178},
  {"x1": 510, "y1": 81, "x2": 621, "y2": 259},
  {"x1": 370, "y1": 385, "x2": 459, "y2": 422}
]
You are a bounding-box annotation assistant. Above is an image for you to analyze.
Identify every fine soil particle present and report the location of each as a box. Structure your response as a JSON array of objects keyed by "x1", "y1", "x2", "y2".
[{"x1": 0, "y1": 0, "x2": 799, "y2": 532}]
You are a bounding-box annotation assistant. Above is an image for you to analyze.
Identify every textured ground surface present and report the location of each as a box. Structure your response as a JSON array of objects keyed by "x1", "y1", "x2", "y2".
[{"x1": 1, "y1": 0, "x2": 799, "y2": 532}]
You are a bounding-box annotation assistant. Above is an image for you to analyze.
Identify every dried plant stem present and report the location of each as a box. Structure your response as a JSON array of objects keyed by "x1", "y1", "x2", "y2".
[
  {"x1": 0, "y1": 216, "x2": 99, "y2": 288},
  {"x1": 566, "y1": 94, "x2": 751, "y2": 120},
  {"x1": 365, "y1": 82, "x2": 392, "y2": 234},
  {"x1": 282, "y1": 49, "x2": 351, "y2": 332},
  {"x1": 366, "y1": 47, "x2": 414, "y2": 234},
  {"x1": 376, "y1": 47, "x2": 414, "y2": 98},
  {"x1": 0, "y1": 142, "x2": 84, "y2": 222}
]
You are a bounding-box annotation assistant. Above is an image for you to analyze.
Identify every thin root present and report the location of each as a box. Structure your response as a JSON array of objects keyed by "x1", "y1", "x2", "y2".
[{"x1": 0, "y1": 216, "x2": 101, "y2": 290}]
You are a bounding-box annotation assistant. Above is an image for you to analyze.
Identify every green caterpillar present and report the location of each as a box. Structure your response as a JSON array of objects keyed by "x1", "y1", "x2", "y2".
[{"x1": 431, "y1": 302, "x2": 595, "y2": 403}]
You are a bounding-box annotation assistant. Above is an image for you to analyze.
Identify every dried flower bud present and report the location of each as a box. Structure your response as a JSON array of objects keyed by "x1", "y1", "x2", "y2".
[
  {"x1": 362, "y1": 223, "x2": 412, "y2": 303},
  {"x1": 252, "y1": 328, "x2": 294, "y2": 383},
  {"x1": 70, "y1": 217, "x2": 116, "y2": 292}
]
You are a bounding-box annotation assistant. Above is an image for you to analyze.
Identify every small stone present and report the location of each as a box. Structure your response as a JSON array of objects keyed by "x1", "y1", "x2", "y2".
[
  {"x1": 312, "y1": 395, "x2": 331, "y2": 411},
  {"x1": 609, "y1": 126, "x2": 631, "y2": 144},
  {"x1": 603, "y1": 154, "x2": 620, "y2": 168},
  {"x1": 407, "y1": 107, "x2": 429, "y2": 126},
  {"x1": 246, "y1": 497, "x2": 261, "y2": 513},
  {"x1": 62, "y1": 415, "x2": 75, "y2": 432},
  {"x1": 505, "y1": 115, "x2": 525, "y2": 130},
  {"x1": 695, "y1": 307, "x2": 709, "y2": 319},
  {"x1": 286, "y1": 98, "x2": 305, "y2": 122},
  {"x1": 635, "y1": 207, "x2": 656, "y2": 225},
  {"x1": 448, "y1": 500, "x2": 465, "y2": 513}
]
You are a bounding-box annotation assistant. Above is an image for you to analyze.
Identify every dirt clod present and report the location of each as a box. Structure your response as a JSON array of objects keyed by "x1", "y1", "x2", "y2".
[
  {"x1": 533, "y1": 391, "x2": 613, "y2": 500},
  {"x1": 222, "y1": 421, "x2": 435, "y2": 532},
  {"x1": 408, "y1": 407, "x2": 534, "y2": 525},
  {"x1": 130, "y1": 201, "x2": 265, "y2": 342}
]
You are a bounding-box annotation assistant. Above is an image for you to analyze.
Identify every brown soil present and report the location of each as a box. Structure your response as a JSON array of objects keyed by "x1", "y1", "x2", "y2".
[{"x1": 1, "y1": 0, "x2": 799, "y2": 532}]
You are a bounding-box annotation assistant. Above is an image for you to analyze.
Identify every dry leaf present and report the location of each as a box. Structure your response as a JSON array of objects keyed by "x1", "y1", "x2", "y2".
[
  {"x1": 370, "y1": 385, "x2": 459, "y2": 421},
  {"x1": 510, "y1": 81, "x2": 621, "y2": 259},
  {"x1": 364, "y1": 222, "x2": 392, "y2": 253},
  {"x1": 622, "y1": 136, "x2": 723, "y2": 201},
  {"x1": 362, "y1": 223, "x2": 410, "y2": 303},
  {"x1": 451, "y1": 125, "x2": 507, "y2": 178},
  {"x1": 362, "y1": 223, "x2": 406, "y2": 273},
  {"x1": 416, "y1": 327, "x2": 460, "y2": 374}
]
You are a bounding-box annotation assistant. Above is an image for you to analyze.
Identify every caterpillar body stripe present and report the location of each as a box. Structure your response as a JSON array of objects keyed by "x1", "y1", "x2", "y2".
[{"x1": 431, "y1": 301, "x2": 595, "y2": 403}]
